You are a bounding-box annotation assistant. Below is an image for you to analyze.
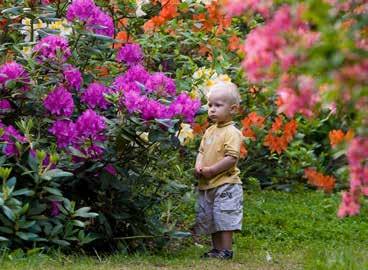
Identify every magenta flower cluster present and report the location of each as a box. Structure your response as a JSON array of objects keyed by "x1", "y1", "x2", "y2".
[
  {"x1": 0, "y1": 61, "x2": 30, "y2": 91},
  {"x1": 0, "y1": 121, "x2": 27, "y2": 156},
  {"x1": 113, "y1": 65, "x2": 150, "y2": 91},
  {"x1": 81, "y1": 82, "x2": 111, "y2": 109},
  {"x1": 113, "y1": 65, "x2": 200, "y2": 122},
  {"x1": 63, "y1": 64, "x2": 83, "y2": 90},
  {"x1": 43, "y1": 86, "x2": 74, "y2": 117},
  {"x1": 34, "y1": 35, "x2": 71, "y2": 62},
  {"x1": 49, "y1": 120, "x2": 76, "y2": 148},
  {"x1": 166, "y1": 93, "x2": 201, "y2": 122},
  {"x1": 0, "y1": 99, "x2": 11, "y2": 113},
  {"x1": 146, "y1": 72, "x2": 176, "y2": 96},
  {"x1": 49, "y1": 109, "x2": 106, "y2": 158},
  {"x1": 66, "y1": 0, "x2": 114, "y2": 37},
  {"x1": 116, "y1": 44, "x2": 144, "y2": 66}
]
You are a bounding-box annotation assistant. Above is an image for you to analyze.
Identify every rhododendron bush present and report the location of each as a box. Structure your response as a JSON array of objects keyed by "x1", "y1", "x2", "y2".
[{"x1": 0, "y1": 0, "x2": 201, "y2": 250}]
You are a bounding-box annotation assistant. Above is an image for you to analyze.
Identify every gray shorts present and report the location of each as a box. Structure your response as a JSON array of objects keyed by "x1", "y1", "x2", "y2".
[{"x1": 195, "y1": 183, "x2": 243, "y2": 235}]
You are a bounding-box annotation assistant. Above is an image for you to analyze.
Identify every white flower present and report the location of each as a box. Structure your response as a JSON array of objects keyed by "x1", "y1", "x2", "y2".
[
  {"x1": 21, "y1": 46, "x2": 32, "y2": 59},
  {"x1": 20, "y1": 18, "x2": 46, "y2": 42},
  {"x1": 136, "y1": 0, "x2": 150, "y2": 17}
]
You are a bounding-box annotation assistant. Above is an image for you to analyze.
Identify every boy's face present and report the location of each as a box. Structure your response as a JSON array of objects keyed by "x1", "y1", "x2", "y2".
[{"x1": 207, "y1": 91, "x2": 237, "y2": 125}]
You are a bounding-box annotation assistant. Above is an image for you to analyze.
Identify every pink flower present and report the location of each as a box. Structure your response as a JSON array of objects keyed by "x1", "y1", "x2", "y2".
[
  {"x1": 338, "y1": 137, "x2": 368, "y2": 217},
  {"x1": 49, "y1": 120, "x2": 77, "y2": 148},
  {"x1": 81, "y1": 82, "x2": 111, "y2": 109},
  {"x1": 145, "y1": 72, "x2": 176, "y2": 96},
  {"x1": 44, "y1": 86, "x2": 74, "y2": 117},
  {"x1": 116, "y1": 43, "x2": 144, "y2": 66},
  {"x1": 277, "y1": 75, "x2": 319, "y2": 118},
  {"x1": 338, "y1": 191, "x2": 360, "y2": 218},
  {"x1": 66, "y1": 0, "x2": 114, "y2": 37},
  {"x1": 34, "y1": 35, "x2": 71, "y2": 62},
  {"x1": 0, "y1": 99, "x2": 12, "y2": 113},
  {"x1": 0, "y1": 124, "x2": 27, "y2": 156},
  {"x1": 63, "y1": 64, "x2": 83, "y2": 90},
  {"x1": 104, "y1": 164, "x2": 117, "y2": 176},
  {"x1": 0, "y1": 61, "x2": 30, "y2": 91},
  {"x1": 223, "y1": 0, "x2": 273, "y2": 18}
]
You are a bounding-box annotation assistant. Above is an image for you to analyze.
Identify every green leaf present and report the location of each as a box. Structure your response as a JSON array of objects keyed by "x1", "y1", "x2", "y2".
[
  {"x1": 12, "y1": 188, "x2": 35, "y2": 197},
  {"x1": 18, "y1": 220, "x2": 36, "y2": 229},
  {"x1": 2, "y1": 206, "x2": 15, "y2": 222},
  {"x1": 82, "y1": 31, "x2": 114, "y2": 41},
  {"x1": 43, "y1": 187, "x2": 63, "y2": 196},
  {"x1": 16, "y1": 232, "x2": 39, "y2": 241},
  {"x1": 51, "y1": 239, "x2": 70, "y2": 247},
  {"x1": 74, "y1": 207, "x2": 98, "y2": 218},
  {"x1": 71, "y1": 220, "x2": 85, "y2": 228},
  {"x1": 170, "y1": 231, "x2": 191, "y2": 238},
  {"x1": 50, "y1": 224, "x2": 63, "y2": 236},
  {"x1": 41, "y1": 169, "x2": 73, "y2": 181},
  {"x1": 0, "y1": 226, "x2": 13, "y2": 234},
  {"x1": 0, "y1": 236, "x2": 8, "y2": 241},
  {"x1": 6, "y1": 177, "x2": 16, "y2": 188}
]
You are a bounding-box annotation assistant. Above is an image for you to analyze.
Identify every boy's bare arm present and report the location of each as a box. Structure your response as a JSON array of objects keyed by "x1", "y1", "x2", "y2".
[
  {"x1": 200, "y1": 156, "x2": 237, "y2": 179},
  {"x1": 194, "y1": 153, "x2": 204, "y2": 179}
]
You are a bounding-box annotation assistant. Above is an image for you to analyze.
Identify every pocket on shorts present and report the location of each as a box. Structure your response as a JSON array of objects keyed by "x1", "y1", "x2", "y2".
[{"x1": 218, "y1": 185, "x2": 243, "y2": 212}]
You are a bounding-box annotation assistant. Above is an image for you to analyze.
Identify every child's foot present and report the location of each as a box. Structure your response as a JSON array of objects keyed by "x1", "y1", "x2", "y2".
[
  {"x1": 200, "y1": 248, "x2": 219, "y2": 258},
  {"x1": 215, "y1": 249, "x2": 233, "y2": 260}
]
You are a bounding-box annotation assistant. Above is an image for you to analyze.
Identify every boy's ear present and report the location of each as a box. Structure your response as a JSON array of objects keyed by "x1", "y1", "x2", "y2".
[{"x1": 230, "y1": 104, "x2": 239, "y2": 114}]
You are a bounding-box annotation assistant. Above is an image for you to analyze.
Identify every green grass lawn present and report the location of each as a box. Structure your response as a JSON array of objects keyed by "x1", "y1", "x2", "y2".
[{"x1": 1, "y1": 191, "x2": 368, "y2": 270}]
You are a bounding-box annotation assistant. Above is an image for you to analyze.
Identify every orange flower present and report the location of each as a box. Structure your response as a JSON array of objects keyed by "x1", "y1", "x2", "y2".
[
  {"x1": 283, "y1": 119, "x2": 297, "y2": 142},
  {"x1": 228, "y1": 35, "x2": 240, "y2": 51},
  {"x1": 329, "y1": 129, "x2": 345, "y2": 147},
  {"x1": 113, "y1": 31, "x2": 133, "y2": 49},
  {"x1": 344, "y1": 129, "x2": 355, "y2": 142},
  {"x1": 143, "y1": 0, "x2": 180, "y2": 32},
  {"x1": 328, "y1": 129, "x2": 355, "y2": 147},
  {"x1": 263, "y1": 116, "x2": 297, "y2": 154},
  {"x1": 192, "y1": 120, "x2": 209, "y2": 135},
  {"x1": 304, "y1": 168, "x2": 336, "y2": 192},
  {"x1": 241, "y1": 112, "x2": 265, "y2": 140},
  {"x1": 192, "y1": 1, "x2": 231, "y2": 35},
  {"x1": 95, "y1": 66, "x2": 109, "y2": 77},
  {"x1": 240, "y1": 141, "x2": 248, "y2": 159}
]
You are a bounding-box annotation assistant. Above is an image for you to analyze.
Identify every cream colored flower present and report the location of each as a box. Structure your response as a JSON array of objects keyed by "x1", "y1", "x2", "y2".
[
  {"x1": 21, "y1": 18, "x2": 46, "y2": 42},
  {"x1": 49, "y1": 19, "x2": 72, "y2": 37},
  {"x1": 177, "y1": 123, "x2": 194, "y2": 145},
  {"x1": 136, "y1": 0, "x2": 150, "y2": 17},
  {"x1": 137, "y1": 132, "x2": 149, "y2": 143},
  {"x1": 21, "y1": 46, "x2": 32, "y2": 59}
]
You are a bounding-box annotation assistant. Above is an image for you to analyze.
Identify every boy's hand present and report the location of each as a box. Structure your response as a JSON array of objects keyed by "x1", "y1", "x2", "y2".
[
  {"x1": 200, "y1": 167, "x2": 214, "y2": 179},
  {"x1": 194, "y1": 166, "x2": 202, "y2": 179}
]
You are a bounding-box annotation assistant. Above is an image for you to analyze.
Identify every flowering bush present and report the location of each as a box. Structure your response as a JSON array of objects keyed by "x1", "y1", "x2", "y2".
[
  {"x1": 221, "y1": 0, "x2": 368, "y2": 215},
  {"x1": 0, "y1": 0, "x2": 200, "y2": 251}
]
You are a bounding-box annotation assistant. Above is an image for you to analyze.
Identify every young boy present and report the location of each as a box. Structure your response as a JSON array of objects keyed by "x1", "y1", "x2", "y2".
[{"x1": 194, "y1": 81, "x2": 243, "y2": 260}]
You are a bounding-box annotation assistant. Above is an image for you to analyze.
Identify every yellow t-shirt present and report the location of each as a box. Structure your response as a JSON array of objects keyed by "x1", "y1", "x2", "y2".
[{"x1": 198, "y1": 121, "x2": 242, "y2": 190}]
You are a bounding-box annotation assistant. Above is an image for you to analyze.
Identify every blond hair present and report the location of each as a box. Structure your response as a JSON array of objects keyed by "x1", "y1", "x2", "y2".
[{"x1": 207, "y1": 81, "x2": 241, "y2": 105}]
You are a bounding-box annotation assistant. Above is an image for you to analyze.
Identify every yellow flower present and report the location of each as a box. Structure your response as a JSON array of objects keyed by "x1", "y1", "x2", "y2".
[
  {"x1": 177, "y1": 123, "x2": 194, "y2": 145},
  {"x1": 21, "y1": 47, "x2": 32, "y2": 58},
  {"x1": 217, "y1": 74, "x2": 231, "y2": 82},
  {"x1": 137, "y1": 132, "x2": 149, "y2": 143},
  {"x1": 49, "y1": 19, "x2": 72, "y2": 36}
]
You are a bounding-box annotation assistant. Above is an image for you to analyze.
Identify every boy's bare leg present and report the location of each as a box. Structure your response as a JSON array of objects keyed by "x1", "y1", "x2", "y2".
[
  {"x1": 211, "y1": 232, "x2": 222, "y2": 250},
  {"x1": 220, "y1": 231, "x2": 233, "y2": 250}
]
